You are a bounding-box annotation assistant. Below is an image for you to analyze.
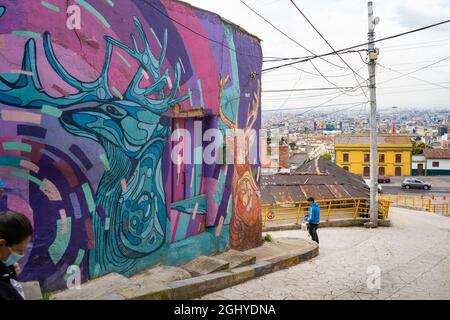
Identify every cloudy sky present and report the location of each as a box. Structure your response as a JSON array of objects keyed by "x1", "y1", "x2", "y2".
[{"x1": 186, "y1": 0, "x2": 450, "y2": 113}]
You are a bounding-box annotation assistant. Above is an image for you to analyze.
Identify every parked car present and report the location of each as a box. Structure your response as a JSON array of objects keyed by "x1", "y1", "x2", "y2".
[
  {"x1": 401, "y1": 178, "x2": 432, "y2": 190},
  {"x1": 378, "y1": 176, "x2": 391, "y2": 184},
  {"x1": 364, "y1": 179, "x2": 383, "y2": 194}
]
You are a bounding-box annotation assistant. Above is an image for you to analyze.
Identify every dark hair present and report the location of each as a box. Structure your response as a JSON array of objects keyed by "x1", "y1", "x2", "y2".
[
  {"x1": 0, "y1": 211, "x2": 33, "y2": 246},
  {"x1": 307, "y1": 197, "x2": 315, "y2": 202}
]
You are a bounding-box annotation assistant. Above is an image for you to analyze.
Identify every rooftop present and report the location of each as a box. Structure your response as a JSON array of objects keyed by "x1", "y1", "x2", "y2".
[
  {"x1": 334, "y1": 134, "x2": 412, "y2": 145},
  {"x1": 261, "y1": 157, "x2": 369, "y2": 204},
  {"x1": 423, "y1": 148, "x2": 450, "y2": 159}
]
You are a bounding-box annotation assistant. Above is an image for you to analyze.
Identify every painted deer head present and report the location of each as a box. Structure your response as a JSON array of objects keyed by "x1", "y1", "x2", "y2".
[{"x1": 0, "y1": 17, "x2": 189, "y2": 159}]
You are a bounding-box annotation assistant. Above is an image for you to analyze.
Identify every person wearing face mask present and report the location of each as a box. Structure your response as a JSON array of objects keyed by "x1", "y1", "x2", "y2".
[{"x1": 0, "y1": 211, "x2": 33, "y2": 300}]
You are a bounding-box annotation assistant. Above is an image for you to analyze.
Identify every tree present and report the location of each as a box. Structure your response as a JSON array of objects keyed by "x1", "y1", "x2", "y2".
[
  {"x1": 289, "y1": 142, "x2": 298, "y2": 151},
  {"x1": 322, "y1": 153, "x2": 332, "y2": 160},
  {"x1": 412, "y1": 141, "x2": 431, "y2": 155}
]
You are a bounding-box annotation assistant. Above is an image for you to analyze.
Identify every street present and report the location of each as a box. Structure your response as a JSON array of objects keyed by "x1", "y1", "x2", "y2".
[
  {"x1": 201, "y1": 207, "x2": 450, "y2": 300},
  {"x1": 381, "y1": 176, "x2": 450, "y2": 195}
]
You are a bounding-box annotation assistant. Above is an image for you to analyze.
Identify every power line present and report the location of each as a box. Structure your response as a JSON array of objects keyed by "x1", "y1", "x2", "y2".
[
  {"x1": 239, "y1": 0, "x2": 346, "y2": 69},
  {"x1": 262, "y1": 86, "x2": 365, "y2": 93},
  {"x1": 145, "y1": 1, "x2": 262, "y2": 59},
  {"x1": 377, "y1": 62, "x2": 450, "y2": 90},
  {"x1": 377, "y1": 55, "x2": 450, "y2": 85},
  {"x1": 288, "y1": 0, "x2": 368, "y2": 100},
  {"x1": 239, "y1": 0, "x2": 359, "y2": 98},
  {"x1": 262, "y1": 101, "x2": 368, "y2": 113},
  {"x1": 262, "y1": 18, "x2": 450, "y2": 73}
]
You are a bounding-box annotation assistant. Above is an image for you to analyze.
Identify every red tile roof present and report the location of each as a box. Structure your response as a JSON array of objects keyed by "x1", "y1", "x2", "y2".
[{"x1": 423, "y1": 148, "x2": 450, "y2": 159}]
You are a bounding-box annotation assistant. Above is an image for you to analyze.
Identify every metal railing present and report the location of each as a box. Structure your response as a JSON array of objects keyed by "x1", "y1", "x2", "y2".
[
  {"x1": 262, "y1": 198, "x2": 390, "y2": 227},
  {"x1": 380, "y1": 194, "x2": 450, "y2": 216}
]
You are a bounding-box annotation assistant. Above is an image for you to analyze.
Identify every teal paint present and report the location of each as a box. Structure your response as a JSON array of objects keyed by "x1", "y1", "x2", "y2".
[
  {"x1": 41, "y1": 105, "x2": 63, "y2": 118},
  {"x1": 3, "y1": 141, "x2": 32, "y2": 152},
  {"x1": 40, "y1": 1, "x2": 60, "y2": 12},
  {"x1": 75, "y1": 0, "x2": 111, "y2": 28},
  {"x1": 11, "y1": 171, "x2": 45, "y2": 188},
  {"x1": 48, "y1": 218, "x2": 72, "y2": 265},
  {"x1": 0, "y1": 156, "x2": 26, "y2": 168}
]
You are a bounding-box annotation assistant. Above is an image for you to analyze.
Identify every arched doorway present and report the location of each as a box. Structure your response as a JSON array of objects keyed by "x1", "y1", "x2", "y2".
[
  {"x1": 395, "y1": 167, "x2": 402, "y2": 176},
  {"x1": 379, "y1": 167, "x2": 385, "y2": 176}
]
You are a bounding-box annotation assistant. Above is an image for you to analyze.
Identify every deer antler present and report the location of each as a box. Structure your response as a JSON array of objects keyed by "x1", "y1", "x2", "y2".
[
  {"x1": 0, "y1": 16, "x2": 188, "y2": 112},
  {"x1": 105, "y1": 17, "x2": 188, "y2": 113},
  {"x1": 43, "y1": 31, "x2": 115, "y2": 102}
]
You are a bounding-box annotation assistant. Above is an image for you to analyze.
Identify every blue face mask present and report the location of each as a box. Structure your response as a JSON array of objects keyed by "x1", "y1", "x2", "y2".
[{"x1": 2, "y1": 248, "x2": 24, "y2": 267}]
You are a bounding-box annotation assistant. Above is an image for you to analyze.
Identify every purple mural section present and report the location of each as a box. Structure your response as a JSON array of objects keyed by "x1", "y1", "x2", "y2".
[{"x1": 0, "y1": 0, "x2": 262, "y2": 291}]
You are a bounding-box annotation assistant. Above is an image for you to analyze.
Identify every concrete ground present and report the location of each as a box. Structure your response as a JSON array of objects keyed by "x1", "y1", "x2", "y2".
[{"x1": 201, "y1": 207, "x2": 450, "y2": 300}]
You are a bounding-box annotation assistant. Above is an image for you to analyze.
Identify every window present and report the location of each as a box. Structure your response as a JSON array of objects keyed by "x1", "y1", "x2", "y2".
[
  {"x1": 379, "y1": 154, "x2": 385, "y2": 163},
  {"x1": 343, "y1": 153, "x2": 349, "y2": 162},
  {"x1": 432, "y1": 161, "x2": 440, "y2": 168},
  {"x1": 364, "y1": 154, "x2": 370, "y2": 163},
  {"x1": 379, "y1": 167, "x2": 385, "y2": 176},
  {"x1": 395, "y1": 154, "x2": 402, "y2": 163},
  {"x1": 363, "y1": 166, "x2": 370, "y2": 177},
  {"x1": 343, "y1": 166, "x2": 349, "y2": 171},
  {"x1": 395, "y1": 167, "x2": 402, "y2": 176}
]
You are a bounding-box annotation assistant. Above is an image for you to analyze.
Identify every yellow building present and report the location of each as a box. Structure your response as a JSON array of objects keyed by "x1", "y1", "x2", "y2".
[{"x1": 334, "y1": 134, "x2": 412, "y2": 177}]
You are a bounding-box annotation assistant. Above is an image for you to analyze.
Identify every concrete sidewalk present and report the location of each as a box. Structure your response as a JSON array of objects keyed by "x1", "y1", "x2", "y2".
[{"x1": 50, "y1": 238, "x2": 318, "y2": 300}]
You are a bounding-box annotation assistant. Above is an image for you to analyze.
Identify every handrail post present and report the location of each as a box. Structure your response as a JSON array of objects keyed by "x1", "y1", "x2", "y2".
[
  {"x1": 355, "y1": 199, "x2": 361, "y2": 219},
  {"x1": 262, "y1": 206, "x2": 268, "y2": 227},
  {"x1": 327, "y1": 200, "x2": 332, "y2": 223},
  {"x1": 295, "y1": 203, "x2": 302, "y2": 225}
]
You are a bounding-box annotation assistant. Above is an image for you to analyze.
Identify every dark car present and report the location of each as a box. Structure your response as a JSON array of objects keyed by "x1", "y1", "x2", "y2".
[
  {"x1": 378, "y1": 176, "x2": 391, "y2": 184},
  {"x1": 401, "y1": 178, "x2": 432, "y2": 190}
]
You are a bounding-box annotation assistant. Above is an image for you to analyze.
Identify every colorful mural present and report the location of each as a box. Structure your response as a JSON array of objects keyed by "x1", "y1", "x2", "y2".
[{"x1": 0, "y1": 0, "x2": 262, "y2": 291}]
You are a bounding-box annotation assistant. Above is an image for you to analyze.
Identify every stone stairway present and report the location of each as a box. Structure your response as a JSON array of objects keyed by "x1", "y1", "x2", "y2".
[{"x1": 49, "y1": 238, "x2": 318, "y2": 300}]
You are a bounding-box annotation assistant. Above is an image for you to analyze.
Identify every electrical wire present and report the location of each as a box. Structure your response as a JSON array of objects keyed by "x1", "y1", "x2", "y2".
[
  {"x1": 144, "y1": 0, "x2": 262, "y2": 59},
  {"x1": 288, "y1": 0, "x2": 369, "y2": 100},
  {"x1": 239, "y1": 0, "x2": 347, "y2": 70},
  {"x1": 377, "y1": 55, "x2": 450, "y2": 86},
  {"x1": 377, "y1": 63, "x2": 450, "y2": 90},
  {"x1": 239, "y1": 0, "x2": 360, "y2": 97},
  {"x1": 262, "y1": 86, "x2": 365, "y2": 93},
  {"x1": 262, "y1": 19, "x2": 450, "y2": 73}
]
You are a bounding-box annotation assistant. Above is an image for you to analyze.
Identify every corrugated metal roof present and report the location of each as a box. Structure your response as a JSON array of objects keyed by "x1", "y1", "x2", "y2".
[{"x1": 261, "y1": 157, "x2": 369, "y2": 204}]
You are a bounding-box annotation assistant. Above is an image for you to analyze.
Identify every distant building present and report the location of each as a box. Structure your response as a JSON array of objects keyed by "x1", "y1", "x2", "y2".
[
  {"x1": 415, "y1": 149, "x2": 450, "y2": 176},
  {"x1": 334, "y1": 134, "x2": 413, "y2": 177},
  {"x1": 262, "y1": 144, "x2": 290, "y2": 173},
  {"x1": 441, "y1": 134, "x2": 450, "y2": 149},
  {"x1": 438, "y1": 125, "x2": 448, "y2": 136}
]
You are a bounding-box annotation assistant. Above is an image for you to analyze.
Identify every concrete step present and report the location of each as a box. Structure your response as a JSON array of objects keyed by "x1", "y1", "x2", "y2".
[
  {"x1": 51, "y1": 273, "x2": 132, "y2": 300},
  {"x1": 180, "y1": 255, "x2": 229, "y2": 277},
  {"x1": 22, "y1": 281, "x2": 43, "y2": 300},
  {"x1": 129, "y1": 265, "x2": 191, "y2": 284},
  {"x1": 214, "y1": 249, "x2": 256, "y2": 269}
]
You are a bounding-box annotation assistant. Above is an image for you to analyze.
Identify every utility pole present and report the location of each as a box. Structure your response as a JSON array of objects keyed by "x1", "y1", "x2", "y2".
[{"x1": 367, "y1": 1, "x2": 379, "y2": 227}]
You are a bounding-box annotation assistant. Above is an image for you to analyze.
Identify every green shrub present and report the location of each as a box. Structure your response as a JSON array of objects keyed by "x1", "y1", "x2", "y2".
[{"x1": 263, "y1": 233, "x2": 273, "y2": 242}]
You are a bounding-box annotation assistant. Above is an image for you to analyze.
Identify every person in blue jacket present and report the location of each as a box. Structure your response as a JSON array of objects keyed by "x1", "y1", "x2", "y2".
[{"x1": 306, "y1": 197, "x2": 320, "y2": 244}]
